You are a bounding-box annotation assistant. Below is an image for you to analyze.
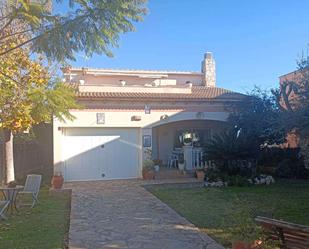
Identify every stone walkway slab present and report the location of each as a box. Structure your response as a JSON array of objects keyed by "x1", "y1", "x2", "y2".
[{"x1": 66, "y1": 179, "x2": 225, "y2": 249}]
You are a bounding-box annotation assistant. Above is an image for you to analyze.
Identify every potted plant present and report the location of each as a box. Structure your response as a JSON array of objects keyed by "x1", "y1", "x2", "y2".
[
  {"x1": 8, "y1": 181, "x2": 17, "y2": 188},
  {"x1": 178, "y1": 153, "x2": 185, "y2": 172},
  {"x1": 153, "y1": 159, "x2": 162, "y2": 172},
  {"x1": 142, "y1": 160, "x2": 155, "y2": 180},
  {"x1": 195, "y1": 166, "x2": 205, "y2": 180},
  {"x1": 51, "y1": 172, "x2": 64, "y2": 189}
]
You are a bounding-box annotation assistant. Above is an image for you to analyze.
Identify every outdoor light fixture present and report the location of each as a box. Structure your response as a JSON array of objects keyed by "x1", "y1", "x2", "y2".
[
  {"x1": 160, "y1": 114, "x2": 169, "y2": 120},
  {"x1": 119, "y1": 80, "x2": 126, "y2": 86},
  {"x1": 131, "y1": 115, "x2": 141, "y2": 121}
]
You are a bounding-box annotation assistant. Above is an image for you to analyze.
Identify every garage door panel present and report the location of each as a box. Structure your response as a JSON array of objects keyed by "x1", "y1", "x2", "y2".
[
  {"x1": 62, "y1": 128, "x2": 140, "y2": 182},
  {"x1": 104, "y1": 139, "x2": 139, "y2": 179}
]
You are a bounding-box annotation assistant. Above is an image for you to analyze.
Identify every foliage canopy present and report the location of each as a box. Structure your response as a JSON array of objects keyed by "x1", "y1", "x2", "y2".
[{"x1": 0, "y1": 0, "x2": 147, "y2": 62}]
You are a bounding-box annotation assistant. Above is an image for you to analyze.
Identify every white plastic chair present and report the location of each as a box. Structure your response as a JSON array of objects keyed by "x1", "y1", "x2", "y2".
[
  {"x1": 19, "y1": 174, "x2": 42, "y2": 208},
  {"x1": 0, "y1": 201, "x2": 9, "y2": 219},
  {"x1": 168, "y1": 154, "x2": 179, "y2": 168}
]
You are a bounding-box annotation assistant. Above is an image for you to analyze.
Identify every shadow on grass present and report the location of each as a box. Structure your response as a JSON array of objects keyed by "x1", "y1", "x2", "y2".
[{"x1": 147, "y1": 179, "x2": 309, "y2": 247}]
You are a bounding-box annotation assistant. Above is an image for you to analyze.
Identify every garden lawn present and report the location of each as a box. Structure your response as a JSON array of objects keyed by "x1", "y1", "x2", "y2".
[
  {"x1": 0, "y1": 187, "x2": 70, "y2": 249},
  {"x1": 148, "y1": 180, "x2": 309, "y2": 247}
]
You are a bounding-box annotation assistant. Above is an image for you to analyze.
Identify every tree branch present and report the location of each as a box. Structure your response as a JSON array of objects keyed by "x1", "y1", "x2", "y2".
[
  {"x1": 0, "y1": 14, "x2": 89, "y2": 57},
  {"x1": 280, "y1": 83, "x2": 293, "y2": 112},
  {"x1": 0, "y1": 28, "x2": 32, "y2": 42},
  {"x1": 0, "y1": 34, "x2": 39, "y2": 56},
  {"x1": 0, "y1": 69, "x2": 23, "y2": 86}
]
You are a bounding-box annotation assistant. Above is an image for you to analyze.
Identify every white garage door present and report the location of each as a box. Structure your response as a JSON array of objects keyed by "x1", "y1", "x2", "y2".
[{"x1": 62, "y1": 128, "x2": 140, "y2": 182}]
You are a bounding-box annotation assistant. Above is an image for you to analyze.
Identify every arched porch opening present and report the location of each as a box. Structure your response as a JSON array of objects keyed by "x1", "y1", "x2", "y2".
[{"x1": 152, "y1": 119, "x2": 228, "y2": 167}]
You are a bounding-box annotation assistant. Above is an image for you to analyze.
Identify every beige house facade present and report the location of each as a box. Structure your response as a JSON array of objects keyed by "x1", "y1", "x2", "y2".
[{"x1": 54, "y1": 53, "x2": 245, "y2": 182}]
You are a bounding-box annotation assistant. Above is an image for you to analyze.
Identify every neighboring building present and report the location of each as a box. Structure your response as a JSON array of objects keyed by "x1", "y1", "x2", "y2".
[
  {"x1": 54, "y1": 52, "x2": 246, "y2": 182},
  {"x1": 278, "y1": 68, "x2": 308, "y2": 148},
  {"x1": 279, "y1": 70, "x2": 303, "y2": 111}
]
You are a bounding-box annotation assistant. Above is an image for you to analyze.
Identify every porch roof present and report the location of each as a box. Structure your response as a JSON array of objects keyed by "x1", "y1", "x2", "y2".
[{"x1": 76, "y1": 86, "x2": 247, "y2": 102}]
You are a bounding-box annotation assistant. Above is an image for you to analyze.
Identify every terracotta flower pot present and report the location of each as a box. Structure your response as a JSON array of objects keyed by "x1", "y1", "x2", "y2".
[
  {"x1": 232, "y1": 241, "x2": 255, "y2": 249},
  {"x1": 196, "y1": 170, "x2": 205, "y2": 180},
  {"x1": 51, "y1": 175, "x2": 64, "y2": 189},
  {"x1": 142, "y1": 170, "x2": 155, "y2": 180}
]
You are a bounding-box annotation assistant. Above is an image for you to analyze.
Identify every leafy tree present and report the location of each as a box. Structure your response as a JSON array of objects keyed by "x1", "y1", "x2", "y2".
[
  {"x1": 204, "y1": 130, "x2": 258, "y2": 178},
  {"x1": 0, "y1": 0, "x2": 147, "y2": 61},
  {"x1": 0, "y1": 0, "x2": 146, "y2": 183},
  {"x1": 205, "y1": 130, "x2": 259, "y2": 160},
  {"x1": 272, "y1": 53, "x2": 309, "y2": 166},
  {"x1": 0, "y1": 27, "x2": 78, "y2": 183},
  {"x1": 228, "y1": 87, "x2": 284, "y2": 147}
]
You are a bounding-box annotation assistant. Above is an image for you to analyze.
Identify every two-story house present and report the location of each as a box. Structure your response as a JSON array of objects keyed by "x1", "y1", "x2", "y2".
[{"x1": 54, "y1": 53, "x2": 245, "y2": 182}]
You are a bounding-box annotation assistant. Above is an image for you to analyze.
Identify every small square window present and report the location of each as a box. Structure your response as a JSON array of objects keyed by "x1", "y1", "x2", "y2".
[{"x1": 96, "y1": 113, "x2": 105, "y2": 124}]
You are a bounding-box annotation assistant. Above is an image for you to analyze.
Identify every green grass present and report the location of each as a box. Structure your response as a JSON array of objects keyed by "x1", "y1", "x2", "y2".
[
  {"x1": 0, "y1": 187, "x2": 71, "y2": 249},
  {"x1": 148, "y1": 180, "x2": 309, "y2": 247}
]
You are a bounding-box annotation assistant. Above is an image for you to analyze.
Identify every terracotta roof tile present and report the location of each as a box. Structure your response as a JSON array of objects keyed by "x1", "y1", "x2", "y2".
[{"x1": 76, "y1": 86, "x2": 246, "y2": 101}]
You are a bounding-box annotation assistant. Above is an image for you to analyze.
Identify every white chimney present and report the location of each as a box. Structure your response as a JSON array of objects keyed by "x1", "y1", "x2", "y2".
[{"x1": 201, "y1": 52, "x2": 216, "y2": 87}]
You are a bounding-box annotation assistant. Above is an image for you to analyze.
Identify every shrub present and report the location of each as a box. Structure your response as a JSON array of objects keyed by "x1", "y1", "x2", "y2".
[
  {"x1": 276, "y1": 158, "x2": 309, "y2": 179},
  {"x1": 143, "y1": 160, "x2": 154, "y2": 171},
  {"x1": 258, "y1": 147, "x2": 300, "y2": 167},
  {"x1": 210, "y1": 159, "x2": 257, "y2": 178},
  {"x1": 227, "y1": 175, "x2": 251, "y2": 187},
  {"x1": 205, "y1": 167, "x2": 224, "y2": 182},
  {"x1": 204, "y1": 130, "x2": 258, "y2": 179},
  {"x1": 205, "y1": 130, "x2": 259, "y2": 161},
  {"x1": 276, "y1": 159, "x2": 293, "y2": 178}
]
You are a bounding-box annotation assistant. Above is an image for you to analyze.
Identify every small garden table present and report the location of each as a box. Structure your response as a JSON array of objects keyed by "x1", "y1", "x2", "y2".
[{"x1": 0, "y1": 185, "x2": 24, "y2": 213}]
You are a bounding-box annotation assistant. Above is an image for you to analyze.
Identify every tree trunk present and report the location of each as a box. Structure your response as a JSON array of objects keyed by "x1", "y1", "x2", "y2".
[{"x1": 2, "y1": 129, "x2": 15, "y2": 184}]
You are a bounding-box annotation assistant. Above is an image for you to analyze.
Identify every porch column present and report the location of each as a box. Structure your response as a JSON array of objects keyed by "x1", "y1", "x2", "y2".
[{"x1": 183, "y1": 145, "x2": 193, "y2": 170}]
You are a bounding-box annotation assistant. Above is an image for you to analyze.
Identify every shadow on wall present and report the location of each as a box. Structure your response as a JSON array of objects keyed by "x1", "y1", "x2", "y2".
[{"x1": 58, "y1": 132, "x2": 140, "y2": 182}]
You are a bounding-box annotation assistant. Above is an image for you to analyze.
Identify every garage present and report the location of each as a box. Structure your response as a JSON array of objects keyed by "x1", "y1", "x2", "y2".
[{"x1": 62, "y1": 128, "x2": 141, "y2": 182}]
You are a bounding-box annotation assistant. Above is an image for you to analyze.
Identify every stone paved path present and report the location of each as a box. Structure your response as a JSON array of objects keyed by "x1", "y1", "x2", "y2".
[{"x1": 66, "y1": 179, "x2": 225, "y2": 249}]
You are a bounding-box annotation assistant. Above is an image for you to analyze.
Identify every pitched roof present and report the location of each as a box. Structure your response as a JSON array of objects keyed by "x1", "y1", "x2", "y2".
[{"x1": 77, "y1": 86, "x2": 246, "y2": 102}]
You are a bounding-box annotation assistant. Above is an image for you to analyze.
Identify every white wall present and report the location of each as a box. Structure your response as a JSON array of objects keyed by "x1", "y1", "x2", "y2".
[
  {"x1": 53, "y1": 109, "x2": 230, "y2": 175},
  {"x1": 70, "y1": 72, "x2": 203, "y2": 87}
]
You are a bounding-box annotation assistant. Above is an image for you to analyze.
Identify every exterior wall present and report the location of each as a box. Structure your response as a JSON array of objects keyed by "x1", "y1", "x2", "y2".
[
  {"x1": 79, "y1": 84, "x2": 192, "y2": 94},
  {"x1": 67, "y1": 71, "x2": 203, "y2": 87},
  {"x1": 0, "y1": 124, "x2": 53, "y2": 181},
  {"x1": 53, "y1": 104, "x2": 230, "y2": 175},
  {"x1": 279, "y1": 69, "x2": 307, "y2": 148},
  {"x1": 279, "y1": 70, "x2": 302, "y2": 84},
  {"x1": 279, "y1": 70, "x2": 303, "y2": 110}
]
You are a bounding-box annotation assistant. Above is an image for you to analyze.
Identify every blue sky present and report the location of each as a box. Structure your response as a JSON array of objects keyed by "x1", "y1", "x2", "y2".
[{"x1": 68, "y1": 0, "x2": 309, "y2": 93}]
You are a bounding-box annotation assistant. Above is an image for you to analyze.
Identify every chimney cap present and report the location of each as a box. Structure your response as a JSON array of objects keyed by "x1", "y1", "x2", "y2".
[{"x1": 204, "y1": 52, "x2": 213, "y2": 59}]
